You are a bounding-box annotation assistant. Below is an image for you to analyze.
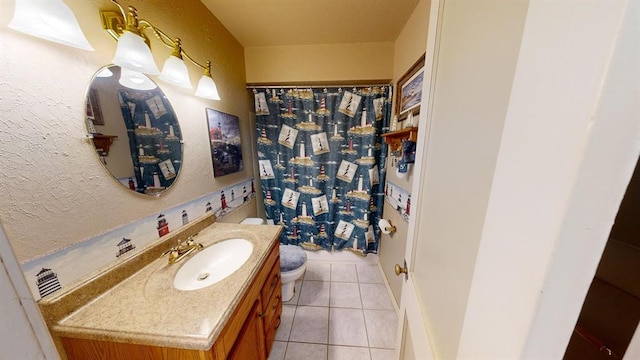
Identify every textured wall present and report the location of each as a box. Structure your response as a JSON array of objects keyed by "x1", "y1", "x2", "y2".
[
  {"x1": 245, "y1": 42, "x2": 395, "y2": 84},
  {"x1": 393, "y1": 0, "x2": 431, "y2": 82},
  {"x1": 0, "y1": 0, "x2": 255, "y2": 262}
]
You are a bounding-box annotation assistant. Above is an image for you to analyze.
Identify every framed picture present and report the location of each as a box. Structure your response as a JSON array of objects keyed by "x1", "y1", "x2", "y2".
[
  {"x1": 206, "y1": 108, "x2": 244, "y2": 177},
  {"x1": 86, "y1": 88, "x2": 104, "y2": 125},
  {"x1": 396, "y1": 54, "x2": 426, "y2": 120}
]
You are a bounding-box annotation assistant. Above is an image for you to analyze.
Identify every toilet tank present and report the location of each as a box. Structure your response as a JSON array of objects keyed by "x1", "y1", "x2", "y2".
[{"x1": 240, "y1": 218, "x2": 265, "y2": 225}]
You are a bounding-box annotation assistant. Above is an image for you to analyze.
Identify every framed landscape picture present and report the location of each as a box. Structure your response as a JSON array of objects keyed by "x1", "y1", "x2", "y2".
[
  {"x1": 206, "y1": 108, "x2": 243, "y2": 177},
  {"x1": 397, "y1": 54, "x2": 426, "y2": 120}
]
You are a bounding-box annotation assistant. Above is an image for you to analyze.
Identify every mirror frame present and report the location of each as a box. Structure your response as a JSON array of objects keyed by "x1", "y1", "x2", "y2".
[{"x1": 85, "y1": 65, "x2": 184, "y2": 196}]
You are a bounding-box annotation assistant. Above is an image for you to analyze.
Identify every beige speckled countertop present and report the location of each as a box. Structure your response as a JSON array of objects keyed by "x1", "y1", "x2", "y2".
[{"x1": 49, "y1": 222, "x2": 282, "y2": 351}]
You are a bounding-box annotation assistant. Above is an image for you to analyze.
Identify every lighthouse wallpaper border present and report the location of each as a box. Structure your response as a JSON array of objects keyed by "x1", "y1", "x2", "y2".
[{"x1": 206, "y1": 108, "x2": 243, "y2": 177}]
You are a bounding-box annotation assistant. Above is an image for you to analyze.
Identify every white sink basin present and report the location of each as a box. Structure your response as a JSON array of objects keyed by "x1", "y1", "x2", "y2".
[{"x1": 174, "y1": 238, "x2": 253, "y2": 291}]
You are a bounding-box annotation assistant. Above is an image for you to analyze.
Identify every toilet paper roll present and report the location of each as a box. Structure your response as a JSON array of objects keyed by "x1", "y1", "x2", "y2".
[{"x1": 378, "y1": 219, "x2": 395, "y2": 234}]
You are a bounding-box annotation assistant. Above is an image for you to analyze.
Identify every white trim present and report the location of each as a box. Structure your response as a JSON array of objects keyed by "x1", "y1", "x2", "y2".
[
  {"x1": 399, "y1": 277, "x2": 435, "y2": 360},
  {"x1": 304, "y1": 249, "x2": 379, "y2": 264},
  {"x1": 0, "y1": 224, "x2": 59, "y2": 359},
  {"x1": 521, "y1": 0, "x2": 639, "y2": 357}
]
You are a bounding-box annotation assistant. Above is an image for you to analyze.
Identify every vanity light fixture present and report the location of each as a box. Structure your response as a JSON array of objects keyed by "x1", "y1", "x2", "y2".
[
  {"x1": 104, "y1": 0, "x2": 221, "y2": 100},
  {"x1": 9, "y1": 0, "x2": 94, "y2": 51}
]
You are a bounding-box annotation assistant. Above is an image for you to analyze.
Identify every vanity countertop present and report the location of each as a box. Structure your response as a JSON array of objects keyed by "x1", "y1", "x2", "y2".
[{"x1": 49, "y1": 222, "x2": 282, "y2": 351}]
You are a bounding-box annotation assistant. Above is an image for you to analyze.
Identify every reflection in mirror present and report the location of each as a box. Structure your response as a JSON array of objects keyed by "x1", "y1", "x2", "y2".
[{"x1": 85, "y1": 65, "x2": 183, "y2": 196}]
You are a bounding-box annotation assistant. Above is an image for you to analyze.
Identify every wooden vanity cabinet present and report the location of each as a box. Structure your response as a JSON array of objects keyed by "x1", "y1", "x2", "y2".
[
  {"x1": 60, "y1": 239, "x2": 282, "y2": 360},
  {"x1": 222, "y1": 240, "x2": 282, "y2": 360},
  {"x1": 227, "y1": 299, "x2": 265, "y2": 360}
]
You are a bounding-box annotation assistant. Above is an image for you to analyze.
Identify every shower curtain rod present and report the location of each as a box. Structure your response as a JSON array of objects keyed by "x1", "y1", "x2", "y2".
[{"x1": 246, "y1": 83, "x2": 392, "y2": 89}]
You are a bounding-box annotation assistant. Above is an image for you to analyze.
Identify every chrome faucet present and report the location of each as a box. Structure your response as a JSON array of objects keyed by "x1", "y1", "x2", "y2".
[{"x1": 161, "y1": 236, "x2": 203, "y2": 264}]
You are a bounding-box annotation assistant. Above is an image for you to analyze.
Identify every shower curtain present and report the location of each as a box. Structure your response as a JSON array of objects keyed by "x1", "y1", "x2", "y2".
[{"x1": 253, "y1": 86, "x2": 391, "y2": 255}]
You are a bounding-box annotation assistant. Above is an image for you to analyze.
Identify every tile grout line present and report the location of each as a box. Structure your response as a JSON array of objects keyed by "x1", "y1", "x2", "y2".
[
  {"x1": 358, "y1": 270, "x2": 372, "y2": 353},
  {"x1": 280, "y1": 262, "x2": 396, "y2": 360}
]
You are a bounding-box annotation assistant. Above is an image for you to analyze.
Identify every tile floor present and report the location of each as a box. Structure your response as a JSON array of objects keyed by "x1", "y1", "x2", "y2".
[{"x1": 268, "y1": 261, "x2": 397, "y2": 360}]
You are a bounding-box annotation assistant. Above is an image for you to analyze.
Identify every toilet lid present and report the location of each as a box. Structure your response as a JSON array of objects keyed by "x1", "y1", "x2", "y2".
[
  {"x1": 280, "y1": 244, "x2": 307, "y2": 272},
  {"x1": 241, "y1": 218, "x2": 264, "y2": 225}
]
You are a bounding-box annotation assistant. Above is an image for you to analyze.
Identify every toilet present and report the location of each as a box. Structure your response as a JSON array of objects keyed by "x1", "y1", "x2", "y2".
[{"x1": 240, "y1": 218, "x2": 307, "y2": 301}]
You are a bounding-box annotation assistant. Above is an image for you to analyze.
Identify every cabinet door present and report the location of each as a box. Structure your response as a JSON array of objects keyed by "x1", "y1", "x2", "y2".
[
  {"x1": 264, "y1": 289, "x2": 282, "y2": 355},
  {"x1": 228, "y1": 299, "x2": 266, "y2": 360}
]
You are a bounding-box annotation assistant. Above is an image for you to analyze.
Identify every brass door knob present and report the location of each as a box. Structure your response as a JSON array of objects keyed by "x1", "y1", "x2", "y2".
[{"x1": 395, "y1": 261, "x2": 408, "y2": 278}]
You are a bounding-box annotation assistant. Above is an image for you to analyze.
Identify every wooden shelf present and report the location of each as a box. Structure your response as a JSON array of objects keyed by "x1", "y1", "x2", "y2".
[
  {"x1": 381, "y1": 127, "x2": 418, "y2": 151},
  {"x1": 91, "y1": 134, "x2": 118, "y2": 156}
]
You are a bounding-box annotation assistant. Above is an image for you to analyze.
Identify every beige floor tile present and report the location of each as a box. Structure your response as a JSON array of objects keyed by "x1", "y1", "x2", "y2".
[
  {"x1": 289, "y1": 306, "x2": 329, "y2": 344},
  {"x1": 329, "y1": 308, "x2": 368, "y2": 347}
]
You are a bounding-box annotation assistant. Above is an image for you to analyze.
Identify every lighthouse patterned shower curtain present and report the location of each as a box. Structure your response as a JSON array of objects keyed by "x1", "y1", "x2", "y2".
[{"x1": 253, "y1": 86, "x2": 391, "y2": 255}]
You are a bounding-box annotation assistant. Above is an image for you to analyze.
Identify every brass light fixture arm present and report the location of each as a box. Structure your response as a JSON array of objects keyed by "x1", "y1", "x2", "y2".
[
  {"x1": 138, "y1": 20, "x2": 175, "y2": 51},
  {"x1": 105, "y1": 0, "x2": 210, "y2": 72},
  {"x1": 110, "y1": 0, "x2": 127, "y2": 23}
]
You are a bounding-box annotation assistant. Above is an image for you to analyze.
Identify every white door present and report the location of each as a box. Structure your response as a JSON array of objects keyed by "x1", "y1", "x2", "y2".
[{"x1": 394, "y1": 0, "x2": 443, "y2": 358}]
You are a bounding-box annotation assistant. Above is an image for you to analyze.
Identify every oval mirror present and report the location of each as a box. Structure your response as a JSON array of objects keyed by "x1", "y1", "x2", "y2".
[{"x1": 85, "y1": 65, "x2": 183, "y2": 196}]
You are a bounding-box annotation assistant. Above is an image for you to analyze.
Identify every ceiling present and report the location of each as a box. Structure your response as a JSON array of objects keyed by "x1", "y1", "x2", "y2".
[{"x1": 200, "y1": 0, "x2": 420, "y2": 47}]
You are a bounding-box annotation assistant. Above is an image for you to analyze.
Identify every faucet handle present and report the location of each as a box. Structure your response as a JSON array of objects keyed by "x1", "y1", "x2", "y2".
[
  {"x1": 161, "y1": 247, "x2": 175, "y2": 257},
  {"x1": 185, "y1": 235, "x2": 198, "y2": 246},
  {"x1": 167, "y1": 250, "x2": 179, "y2": 263},
  {"x1": 175, "y1": 238, "x2": 189, "y2": 249}
]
